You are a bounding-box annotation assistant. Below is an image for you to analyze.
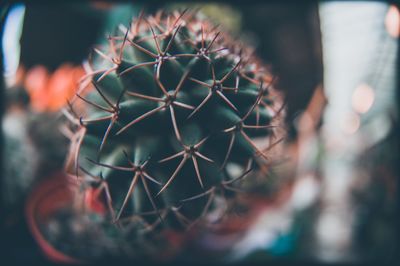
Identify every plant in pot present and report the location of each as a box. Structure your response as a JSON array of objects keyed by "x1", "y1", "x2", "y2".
[{"x1": 27, "y1": 9, "x2": 286, "y2": 263}]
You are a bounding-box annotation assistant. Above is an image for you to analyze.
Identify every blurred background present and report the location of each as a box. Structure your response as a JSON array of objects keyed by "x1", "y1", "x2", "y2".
[{"x1": 1, "y1": 1, "x2": 398, "y2": 264}]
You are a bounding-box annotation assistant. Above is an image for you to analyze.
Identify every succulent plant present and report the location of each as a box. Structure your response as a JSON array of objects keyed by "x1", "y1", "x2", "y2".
[{"x1": 64, "y1": 10, "x2": 283, "y2": 233}]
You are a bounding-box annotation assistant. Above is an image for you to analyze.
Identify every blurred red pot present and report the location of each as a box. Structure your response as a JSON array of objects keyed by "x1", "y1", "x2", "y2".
[{"x1": 25, "y1": 171, "x2": 81, "y2": 264}]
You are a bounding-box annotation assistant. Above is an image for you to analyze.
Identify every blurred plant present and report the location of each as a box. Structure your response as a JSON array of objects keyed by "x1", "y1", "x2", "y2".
[
  {"x1": 2, "y1": 63, "x2": 82, "y2": 209},
  {"x1": 23, "y1": 64, "x2": 85, "y2": 112},
  {"x1": 166, "y1": 3, "x2": 243, "y2": 35},
  {"x1": 2, "y1": 87, "x2": 36, "y2": 207},
  {"x1": 350, "y1": 123, "x2": 398, "y2": 259}
]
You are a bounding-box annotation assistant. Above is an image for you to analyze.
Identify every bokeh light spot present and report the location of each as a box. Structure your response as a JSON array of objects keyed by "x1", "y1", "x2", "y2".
[{"x1": 352, "y1": 83, "x2": 375, "y2": 114}]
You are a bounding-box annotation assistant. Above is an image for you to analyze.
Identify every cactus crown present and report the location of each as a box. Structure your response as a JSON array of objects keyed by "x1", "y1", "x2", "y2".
[{"x1": 65, "y1": 10, "x2": 283, "y2": 231}]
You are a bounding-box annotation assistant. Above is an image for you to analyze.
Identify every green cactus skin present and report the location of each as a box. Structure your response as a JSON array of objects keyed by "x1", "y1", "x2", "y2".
[{"x1": 64, "y1": 10, "x2": 282, "y2": 232}]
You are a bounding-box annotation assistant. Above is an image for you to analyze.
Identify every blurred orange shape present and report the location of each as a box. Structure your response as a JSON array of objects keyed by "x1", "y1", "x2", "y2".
[
  {"x1": 24, "y1": 65, "x2": 50, "y2": 112},
  {"x1": 24, "y1": 64, "x2": 85, "y2": 112},
  {"x1": 84, "y1": 187, "x2": 106, "y2": 215}
]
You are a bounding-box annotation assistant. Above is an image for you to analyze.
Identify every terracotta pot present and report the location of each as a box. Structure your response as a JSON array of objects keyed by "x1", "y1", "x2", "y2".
[
  {"x1": 25, "y1": 171, "x2": 81, "y2": 264},
  {"x1": 25, "y1": 172, "x2": 184, "y2": 262}
]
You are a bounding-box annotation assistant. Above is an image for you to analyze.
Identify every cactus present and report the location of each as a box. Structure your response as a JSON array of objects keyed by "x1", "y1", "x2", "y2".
[{"x1": 64, "y1": 10, "x2": 283, "y2": 232}]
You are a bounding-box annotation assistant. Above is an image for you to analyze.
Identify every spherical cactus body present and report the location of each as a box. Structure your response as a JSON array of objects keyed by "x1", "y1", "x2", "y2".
[{"x1": 64, "y1": 10, "x2": 282, "y2": 232}]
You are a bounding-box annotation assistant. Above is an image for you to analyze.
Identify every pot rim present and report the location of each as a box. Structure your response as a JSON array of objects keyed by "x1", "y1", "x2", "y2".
[{"x1": 25, "y1": 171, "x2": 82, "y2": 264}]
